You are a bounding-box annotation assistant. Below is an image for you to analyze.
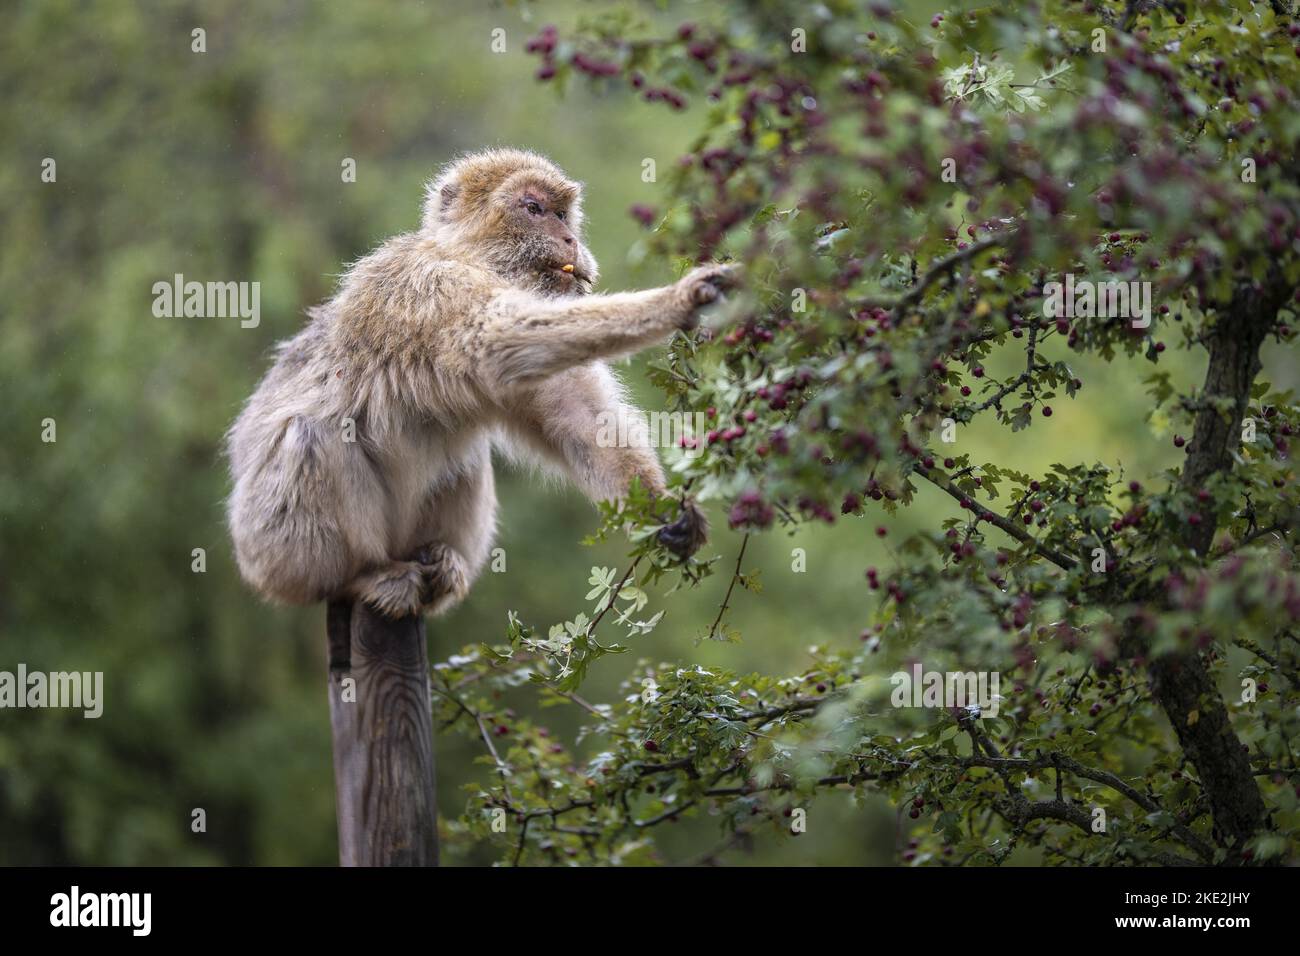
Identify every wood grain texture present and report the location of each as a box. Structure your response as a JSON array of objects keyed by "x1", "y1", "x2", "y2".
[{"x1": 327, "y1": 598, "x2": 438, "y2": 866}]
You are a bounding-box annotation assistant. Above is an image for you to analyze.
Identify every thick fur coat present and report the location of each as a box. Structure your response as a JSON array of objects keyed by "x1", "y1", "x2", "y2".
[{"x1": 226, "y1": 149, "x2": 727, "y2": 618}]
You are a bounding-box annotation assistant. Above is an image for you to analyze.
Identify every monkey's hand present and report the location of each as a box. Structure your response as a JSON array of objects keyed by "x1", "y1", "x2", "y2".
[
  {"x1": 674, "y1": 264, "x2": 740, "y2": 330},
  {"x1": 656, "y1": 499, "x2": 710, "y2": 559}
]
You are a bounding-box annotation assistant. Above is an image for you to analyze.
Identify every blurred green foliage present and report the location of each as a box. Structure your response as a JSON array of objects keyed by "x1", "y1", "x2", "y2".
[{"x1": 1, "y1": 0, "x2": 1295, "y2": 865}]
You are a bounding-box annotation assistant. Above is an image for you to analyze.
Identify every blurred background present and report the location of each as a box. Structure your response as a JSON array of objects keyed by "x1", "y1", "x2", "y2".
[{"x1": 2, "y1": 0, "x2": 1294, "y2": 865}]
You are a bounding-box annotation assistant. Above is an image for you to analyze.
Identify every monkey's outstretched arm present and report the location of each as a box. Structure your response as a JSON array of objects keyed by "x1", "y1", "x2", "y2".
[
  {"x1": 502, "y1": 363, "x2": 666, "y2": 501},
  {"x1": 502, "y1": 363, "x2": 710, "y2": 557},
  {"x1": 474, "y1": 264, "x2": 733, "y2": 385}
]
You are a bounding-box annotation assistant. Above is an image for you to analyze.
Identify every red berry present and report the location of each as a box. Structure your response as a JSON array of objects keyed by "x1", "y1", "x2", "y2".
[{"x1": 628, "y1": 203, "x2": 656, "y2": 226}]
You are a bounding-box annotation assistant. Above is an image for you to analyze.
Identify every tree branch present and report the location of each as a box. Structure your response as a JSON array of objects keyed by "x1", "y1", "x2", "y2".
[{"x1": 913, "y1": 464, "x2": 1078, "y2": 571}]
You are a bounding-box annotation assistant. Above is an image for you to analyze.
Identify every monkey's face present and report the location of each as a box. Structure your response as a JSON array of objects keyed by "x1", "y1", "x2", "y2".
[{"x1": 496, "y1": 186, "x2": 598, "y2": 298}]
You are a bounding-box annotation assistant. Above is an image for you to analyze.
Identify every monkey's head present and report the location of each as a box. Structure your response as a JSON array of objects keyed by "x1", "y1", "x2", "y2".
[{"x1": 422, "y1": 148, "x2": 599, "y2": 297}]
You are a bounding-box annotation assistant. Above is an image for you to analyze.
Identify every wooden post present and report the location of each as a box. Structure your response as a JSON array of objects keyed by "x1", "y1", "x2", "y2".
[{"x1": 326, "y1": 599, "x2": 439, "y2": 866}]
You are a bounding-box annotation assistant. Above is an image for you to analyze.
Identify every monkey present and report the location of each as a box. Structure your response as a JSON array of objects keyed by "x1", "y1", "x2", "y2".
[{"x1": 225, "y1": 148, "x2": 732, "y2": 620}]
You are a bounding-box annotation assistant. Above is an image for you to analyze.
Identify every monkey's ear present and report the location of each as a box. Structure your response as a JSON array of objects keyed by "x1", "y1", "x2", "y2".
[
  {"x1": 438, "y1": 182, "x2": 460, "y2": 214},
  {"x1": 421, "y1": 176, "x2": 459, "y2": 231}
]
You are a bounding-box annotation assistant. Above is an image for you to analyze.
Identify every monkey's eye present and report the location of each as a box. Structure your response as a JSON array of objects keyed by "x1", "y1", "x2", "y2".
[
  {"x1": 524, "y1": 200, "x2": 543, "y2": 216},
  {"x1": 555, "y1": 209, "x2": 567, "y2": 222}
]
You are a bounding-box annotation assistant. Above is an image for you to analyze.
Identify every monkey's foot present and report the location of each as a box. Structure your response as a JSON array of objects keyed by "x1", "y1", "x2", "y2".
[
  {"x1": 350, "y1": 561, "x2": 430, "y2": 619},
  {"x1": 412, "y1": 542, "x2": 470, "y2": 614}
]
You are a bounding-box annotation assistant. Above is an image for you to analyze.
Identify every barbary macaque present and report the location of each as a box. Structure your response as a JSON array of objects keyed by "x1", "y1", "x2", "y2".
[{"x1": 226, "y1": 149, "x2": 731, "y2": 618}]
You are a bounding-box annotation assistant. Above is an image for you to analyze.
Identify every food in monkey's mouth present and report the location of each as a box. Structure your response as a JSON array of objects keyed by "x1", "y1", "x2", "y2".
[{"x1": 547, "y1": 262, "x2": 584, "y2": 281}]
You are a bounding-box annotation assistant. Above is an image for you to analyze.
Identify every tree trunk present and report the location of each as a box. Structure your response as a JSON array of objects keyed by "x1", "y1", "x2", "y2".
[{"x1": 1143, "y1": 272, "x2": 1291, "y2": 853}]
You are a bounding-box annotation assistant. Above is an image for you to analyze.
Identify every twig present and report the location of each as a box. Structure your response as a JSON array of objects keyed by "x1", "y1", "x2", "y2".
[
  {"x1": 913, "y1": 464, "x2": 1078, "y2": 571},
  {"x1": 855, "y1": 234, "x2": 1008, "y2": 317},
  {"x1": 432, "y1": 683, "x2": 515, "y2": 805},
  {"x1": 587, "y1": 557, "x2": 641, "y2": 640},
  {"x1": 738, "y1": 697, "x2": 822, "y2": 723},
  {"x1": 707, "y1": 533, "x2": 751, "y2": 640}
]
